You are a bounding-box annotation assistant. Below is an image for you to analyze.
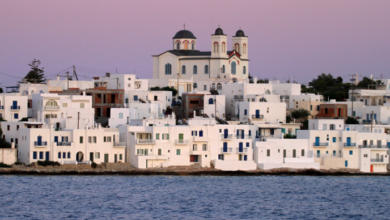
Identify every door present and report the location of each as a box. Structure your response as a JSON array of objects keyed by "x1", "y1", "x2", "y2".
[
  {"x1": 293, "y1": 150, "x2": 296, "y2": 158},
  {"x1": 363, "y1": 140, "x2": 367, "y2": 147},
  {"x1": 244, "y1": 155, "x2": 247, "y2": 161},
  {"x1": 45, "y1": 152, "x2": 49, "y2": 161},
  {"x1": 370, "y1": 165, "x2": 374, "y2": 173},
  {"x1": 315, "y1": 137, "x2": 320, "y2": 146},
  {"x1": 345, "y1": 160, "x2": 348, "y2": 167},
  {"x1": 199, "y1": 130, "x2": 203, "y2": 137},
  {"x1": 241, "y1": 130, "x2": 244, "y2": 139},
  {"x1": 90, "y1": 152, "x2": 94, "y2": 162},
  {"x1": 283, "y1": 150, "x2": 286, "y2": 158},
  {"x1": 224, "y1": 129, "x2": 228, "y2": 139},
  {"x1": 374, "y1": 114, "x2": 377, "y2": 122},
  {"x1": 104, "y1": 154, "x2": 109, "y2": 163},
  {"x1": 317, "y1": 150, "x2": 320, "y2": 158},
  {"x1": 346, "y1": 137, "x2": 351, "y2": 146},
  {"x1": 223, "y1": 142, "x2": 228, "y2": 152},
  {"x1": 12, "y1": 101, "x2": 17, "y2": 109},
  {"x1": 114, "y1": 154, "x2": 118, "y2": 163},
  {"x1": 255, "y1": 110, "x2": 260, "y2": 118},
  {"x1": 239, "y1": 142, "x2": 243, "y2": 153},
  {"x1": 146, "y1": 160, "x2": 148, "y2": 168},
  {"x1": 54, "y1": 136, "x2": 58, "y2": 143},
  {"x1": 37, "y1": 136, "x2": 42, "y2": 146},
  {"x1": 179, "y1": 134, "x2": 183, "y2": 140}
]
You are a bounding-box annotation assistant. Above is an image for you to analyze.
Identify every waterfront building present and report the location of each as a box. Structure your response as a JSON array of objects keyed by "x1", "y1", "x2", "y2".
[{"x1": 0, "y1": 93, "x2": 28, "y2": 121}]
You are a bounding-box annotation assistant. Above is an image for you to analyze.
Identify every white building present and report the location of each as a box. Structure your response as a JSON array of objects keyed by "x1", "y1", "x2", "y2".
[
  {"x1": 297, "y1": 119, "x2": 389, "y2": 173},
  {"x1": 0, "y1": 93, "x2": 28, "y2": 121},
  {"x1": 236, "y1": 101, "x2": 286, "y2": 124},
  {"x1": 31, "y1": 93, "x2": 94, "y2": 130}
]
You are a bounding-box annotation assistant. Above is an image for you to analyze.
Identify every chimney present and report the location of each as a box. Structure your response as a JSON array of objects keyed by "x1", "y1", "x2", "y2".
[
  {"x1": 253, "y1": 77, "x2": 257, "y2": 83},
  {"x1": 83, "y1": 91, "x2": 86, "y2": 96},
  {"x1": 57, "y1": 75, "x2": 60, "y2": 80}
]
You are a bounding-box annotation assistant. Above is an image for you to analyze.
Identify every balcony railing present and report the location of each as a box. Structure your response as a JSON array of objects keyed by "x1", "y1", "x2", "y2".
[
  {"x1": 221, "y1": 134, "x2": 233, "y2": 140},
  {"x1": 235, "y1": 135, "x2": 251, "y2": 139},
  {"x1": 136, "y1": 139, "x2": 156, "y2": 144},
  {"x1": 175, "y1": 139, "x2": 189, "y2": 145},
  {"x1": 193, "y1": 136, "x2": 208, "y2": 142},
  {"x1": 362, "y1": 119, "x2": 378, "y2": 124},
  {"x1": 343, "y1": 143, "x2": 356, "y2": 147},
  {"x1": 234, "y1": 95, "x2": 243, "y2": 100},
  {"x1": 313, "y1": 142, "x2": 328, "y2": 147},
  {"x1": 251, "y1": 115, "x2": 264, "y2": 120},
  {"x1": 10, "y1": 106, "x2": 20, "y2": 110},
  {"x1": 114, "y1": 142, "x2": 126, "y2": 147},
  {"x1": 371, "y1": 158, "x2": 385, "y2": 163},
  {"x1": 220, "y1": 147, "x2": 233, "y2": 153},
  {"x1": 0, "y1": 106, "x2": 3, "y2": 110},
  {"x1": 34, "y1": 141, "x2": 47, "y2": 147},
  {"x1": 45, "y1": 105, "x2": 60, "y2": 110},
  {"x1": 236, "y1": 148, "x2": 248, "y2": 153},
  {"x1": 358, "y1": 145, "x2": 389, "y2": 149},
  {"x1": 57, "y1": 142, "x2": 72, "y2": 146}
]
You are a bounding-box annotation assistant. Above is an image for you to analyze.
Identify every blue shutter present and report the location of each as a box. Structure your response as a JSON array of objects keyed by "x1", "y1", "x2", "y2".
[
  {"x1": 58, "y1": 152, "x2": 61, "y2": 159},
  {"x1": 199, "y1": 130, "x2": 203, "y2": 137}
]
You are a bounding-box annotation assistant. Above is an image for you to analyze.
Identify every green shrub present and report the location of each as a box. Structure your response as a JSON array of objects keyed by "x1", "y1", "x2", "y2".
[
  {"x1": 91, "y1": 162, "x2": 97, "y2": 169},
  {"x1": 0, "y1": 163, "x2": 11, "y2": 168},
  {"x1": 284, "y1": 134, "x2": 297, "y2": 139},
  {"x1": 37, "y1": 160, "x2": 60, "y2": 167},
  {"x1": 14, "y1": 161, "x2": 24, "y2": 165}
]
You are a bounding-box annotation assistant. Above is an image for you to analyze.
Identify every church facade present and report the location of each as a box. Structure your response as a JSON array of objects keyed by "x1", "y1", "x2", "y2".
[{"x1": 152, "y1": 27, "x2": 249, "y2": 85}]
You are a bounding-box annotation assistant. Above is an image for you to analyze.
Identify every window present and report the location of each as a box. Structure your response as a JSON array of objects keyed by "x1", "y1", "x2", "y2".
[
  {"x1": 165, "y1": 63, "x2": 172, "y2": 75},
  {"x1": 234, "y1": 43, "x2": 240, "y2": 53},
  {"x1": 267, "y1": 149, "x2": 270, "y2": 157},
  {"x1": 193, "y1": 65, "x2": 197, "y2": 74},
  {"x1": 333, "y1": 137, "x2": 336, "y2": 143},
  {"x1": 63, "y1": 152, "x2": 66, "y2": 158},
  {"x1": 222, "y1": 65, "x2": 225, "y2": 73},
  {"x1": 119, "y1": 154, "x2": 123, "y2": 160},
  {"x1": 63, "y1": 103, "x2": 68, "y2": 107},
  {"x1": 217, "y1": 83, "x2": 222, "y2": 90},
  {"x1": 192, "y1": 42, "x2": 195, "y2": 50},
  {"x1": 325, "y1": 108, "x2": 328, "y2": 114},
  {"x1": 243, "y1": 44, "x2": 247, "y2": 54},
  {"x1": 244, "y1": 109, "x2": 247, "y2": 115},
  {"x1": 301, "y1": 150, "x2": 305, "y2": 156},
  {"x1": 204, "y1": 85, "x2": 207, "y2": 91},
  {"x1": 349, "y1": 150, "x2": 353, "y2": 155},
  {"x1": 202, "y1": 144, "x2": 207, "y2": 151},
  {"x1": 39, "y1": 152, "x2": 43, "y2": 159},
  {"x1": 58, "y1": 152, "x2": 61, "y2": 159},
  {"x1": 333, "y1": 151, "x2": 336, "y2": 156},
  {"x1": 93, "y1": 136, "x2": 97, "y2": 143},
  {"x1": 7, "y1": 125, "x2": 10, "y2": 131},
  {"x1": 33, "y1": 152, "x2": 37, "y2": 159},
  {"x1": 156, "y1": 133, "x2": 160, "y2": 140},
  {"x1": 68, "y1": 152, "x2": 71, "y2": 159},
  {"x1": 14, "y1": 113, "x2": 18, "y2": 119},
  {"x1": 204, "y1": 65, "x2": 209, "y2": 74},
  {"x1": 176, "y1": 149, "x2": 181, "y2": 155},
  {"x1": 119, "y1": 113, "x2": 123, "y2": 119},
  {"x1": 80, "y1": 103, "x2": 85, "y2": 108},
  {"x1": 182, "y1": 65, "x2": 186, "y2": 74},
  {"x1": 134, "y1": 95, "x2": 138, "y2": 101},
  {"x1": 213, "y1": 42, "x2": 219, "y2": 53},
  {"x1": 176, "y1": 42, "x2": 180, "y2": 50},
  {"x1": 126, "y1": 98, "x2": 128, "y2": 103},
  {"x1": 231, "y1": 61, "x2": 236, "y2": 75},
  {"x1": 95, "y1": 152, "x2": 100, "y2": 159},
  {"x1": 209, "y1": 98, "x2": 214, "y2": 105},
  {"x1": 184, "y1": 41, "x2": 188, "y2": 50},
  {"x1": 80, "y1": 136, "x2": 83, "y2": 144},
  {"x1": 88, "y1": 136, "x2": 92, "y2": 143},
  {"x1": 246, "y1": 143, "x2": 249, "y2": 147},
  {"x1": 243, "y1": 66, "x2": 246, "y2": 74}
]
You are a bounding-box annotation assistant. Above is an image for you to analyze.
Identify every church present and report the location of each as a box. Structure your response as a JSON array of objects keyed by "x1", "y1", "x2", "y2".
[{"x1": 152, "y1": 27, "x2": 250, "y2": 87}]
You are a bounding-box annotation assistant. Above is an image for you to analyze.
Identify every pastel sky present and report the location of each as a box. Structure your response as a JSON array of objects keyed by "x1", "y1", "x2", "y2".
[{"x1": 1, "y1": 0, "x2": 389, "y2": 87}]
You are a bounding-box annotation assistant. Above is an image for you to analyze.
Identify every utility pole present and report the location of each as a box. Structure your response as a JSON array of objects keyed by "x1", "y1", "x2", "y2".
[
  {"x1": 349, "y1": 74, "x2": 357, "y2": 118},
  {"x1": 78, "y1": 112, "x2": 80, "y2": 129},
  {"x1": 73, "y1": 65, "x2": 78, "y2": 80},
  {"x1": 66, "y1": 71, "x2": 69, "y2": 90}
]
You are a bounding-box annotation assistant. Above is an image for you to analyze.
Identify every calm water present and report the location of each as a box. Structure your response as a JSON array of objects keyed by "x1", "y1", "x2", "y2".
[{"x1": 0, "y1": 175, "x2": 389, "y2": 219}]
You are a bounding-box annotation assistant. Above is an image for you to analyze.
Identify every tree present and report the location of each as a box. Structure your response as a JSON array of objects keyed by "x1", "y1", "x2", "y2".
[
  {"x1": 286, "y1": 115, "x2": 292, "y2": 123},
  {"x1": 291, "y1": 108, "x2": 311, "y2": 120},
  {"x1": 257, "y1": 78, "x2": 269, "y2": 84},
  {"x1": 0, "y1": 87, "x2": 3, "y2": 93},
  {"x1": 0, "y1": 126, "x2": 11, "y2": 148},
  {"x1": 22, "y1": 59, "x2": 45, "y2": 83},
  {"x1": 301, "y1": 119, "x2": 309, "y2": 130},
  {"x1": 345, "y1": 117, "x2": 359, "y2": 124},
  {"x1": 357, "y1": 77, "x2": 383, "y2": 88},
  {"x1": 150, "y1": 86, "x2": 178, "y2": 96},
  {"x1": 248, "y1": 73, "x2": 254, "y2": 83}
]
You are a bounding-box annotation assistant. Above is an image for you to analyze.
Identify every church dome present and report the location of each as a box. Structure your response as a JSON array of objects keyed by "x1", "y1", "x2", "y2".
[
  {"x1": 235, "y1": 29, "x2": 245, "y2": 37},
  {"x1": 214, "y1": 27, "x2": 224, "y2": 35},
  {"x1": 173, "y1": 30, "x2": 196, "y2": 39}
]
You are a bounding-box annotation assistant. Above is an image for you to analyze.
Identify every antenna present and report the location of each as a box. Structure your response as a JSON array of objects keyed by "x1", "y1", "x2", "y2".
[{"x1": 73, "y1": 65, "x2": 78, "y2": 80}]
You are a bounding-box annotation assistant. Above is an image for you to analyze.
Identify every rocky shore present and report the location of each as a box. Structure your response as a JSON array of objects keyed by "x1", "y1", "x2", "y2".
[{"x1": 0, "y1": 163, "x2": 389, "y2": 176}]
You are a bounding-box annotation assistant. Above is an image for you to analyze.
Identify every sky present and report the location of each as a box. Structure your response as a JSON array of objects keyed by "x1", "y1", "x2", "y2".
[{"x1": 1, "y1": 0, "x2": 390, "y2": 88}]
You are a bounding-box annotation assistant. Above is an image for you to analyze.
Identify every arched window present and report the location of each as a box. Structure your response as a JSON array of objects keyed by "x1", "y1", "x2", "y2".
[
  {"x1": 193, "y1": 65, "x2": 197, "y2": 74},
  {"x1": 243, "y1": 44, "x2": 247, "y2": 54},
  {"x1": 192, "y1": 42, "x2": 195, "y2": 50},
  {"x1": 222, "y1": 65, "x2": 225, "y2": 73},
  {"x1": 231, "y1": 61, "x2": 236, "y2": 75},
  {"x1": 213, "y1": 42, "x2": 219, "y2": 53},
  {"x1": 217, "y1": 83, "x2": 222, "y2": 90},
  {"x1": 209, "y1": 98, "x2": 214, "y2": 105},
  {"x1": 176, "y1": 42, "x2": 180, "y2": 50},
  {"x1": 234, "y1": 43, "x2": 240, "y2": 53},
  {"x1": 45, "y1": 100, "x2": 58, "y2": 106},
  {"x1": 222, "y1": 42, "x2": 226, "y2": 53},
  {"x1": 165, "y1": 63, "x2": 172, "y2": 75},
  {"x1": 184, "y1": 42, "x2": 188, "y2": 50},
  {"x1": 204, "y1": 65, "x2": 209, "y2": 74},
  {"x1": 265, "y1": 89, "x2": 271, "y2": 94},
  {"x1": 243, "y1": 66, "x2": 246, "y2": 74},
  {"x1": 182, "y1": 65, "x2": 186, "y2": 74}
]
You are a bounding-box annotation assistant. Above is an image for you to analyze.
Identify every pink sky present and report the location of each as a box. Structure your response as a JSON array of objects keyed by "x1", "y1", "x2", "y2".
[{"x1": 1, "y1": 0, "x2": 389, "y2": 87}]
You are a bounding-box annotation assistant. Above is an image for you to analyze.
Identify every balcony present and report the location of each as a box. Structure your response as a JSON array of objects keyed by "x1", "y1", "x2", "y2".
[
  {"x1": 235, "y1": 135, "x2": 251, "y2": 139},
  {"x1": 236, "y1": 148, "x2": 248, "y2": 153},
  {"x1": 193, "y1": 136, "x2": 209, "y2": 142},
  {"x1": 34, "y1": 141, "x2": 47, "y2": 147},
  {"x1": 114, "y1": 142, "x2": 126, "y2": 147},
  {"x1": 234, "y1": 95, "x2": 243, "y2": 100},
  {"x1": 175, "y1": 139, "x2": 189, "y2": 145},
  {"x1": 220, "y1": 147, "x2": 233, "y2": 154},
  {"x1": 251, "y1": 115, "x2": 264, "y2": 120},
  {"x1": 358, "y1": 145, "x2": 389, "y2": 149},
  {"x1": 221, "y1": 134, "x2": 234, "y2": 140},
  {"x1": 57, "y1": 142, "x2": 72, "y2": 146},
  {"x1": 190, "y1": 146, "x2": 208, "y2": 154},
  {"x1": 45, "y1": 105, "x2": 60, "y2": 111},
  {"x1": 313, "y1": 142, "x2": 328, "y2": 147},
  {"x1": 136, "y1": 139, "x2": 156, "y2": 145},
  {"x1": 370, "y1": 158, "x2": 385, "y2": 163},
  {"x1": 343, "y1": 143, "x2": 356, "y2": 147},
  {"x1": 362, "y1": 119, "x2": 378, "y2": 124},
  {"x1": 10, "y1": 106, "x2": 20, "y2": 111}
]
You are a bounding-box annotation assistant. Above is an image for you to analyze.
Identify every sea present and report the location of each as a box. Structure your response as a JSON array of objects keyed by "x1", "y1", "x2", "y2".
[{"x1": 0, "y1": 175, "x2": 389, "y2": 219}]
